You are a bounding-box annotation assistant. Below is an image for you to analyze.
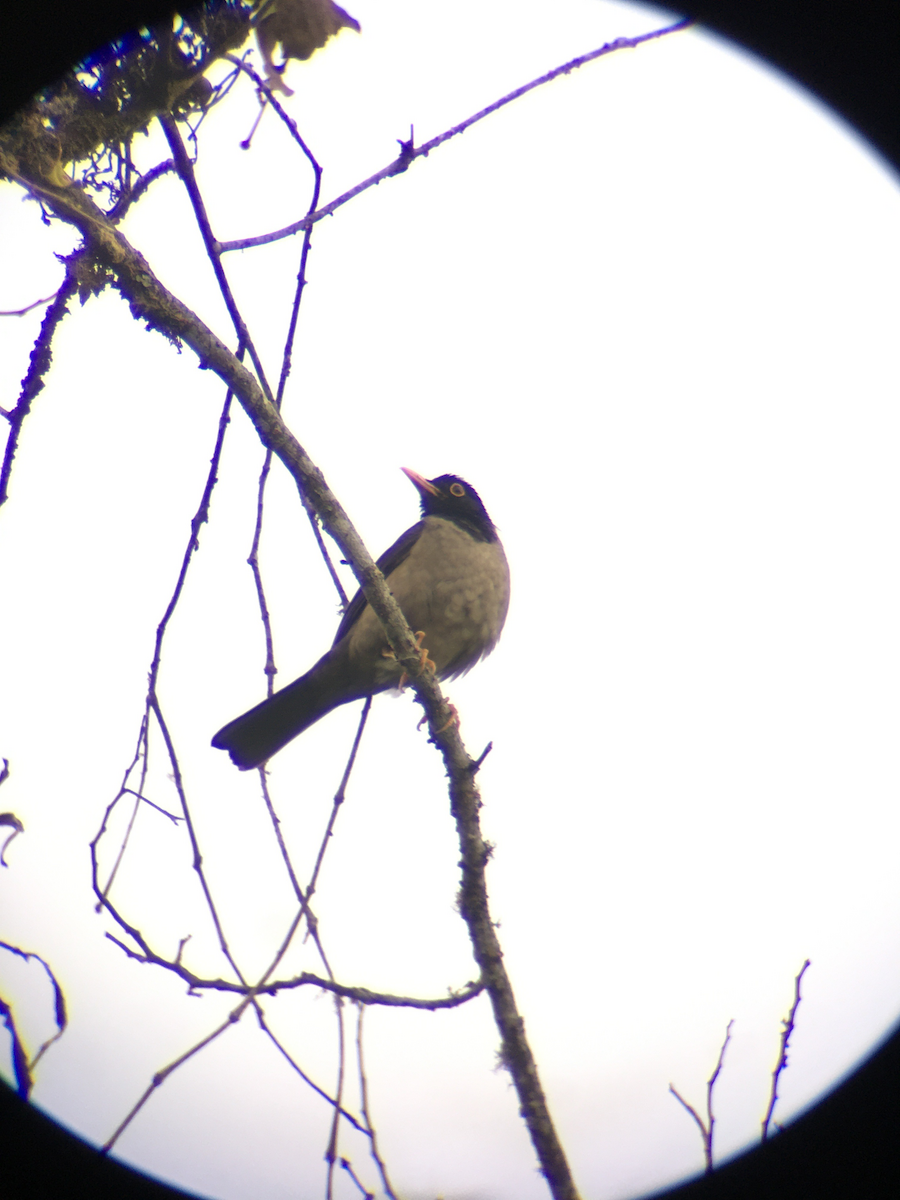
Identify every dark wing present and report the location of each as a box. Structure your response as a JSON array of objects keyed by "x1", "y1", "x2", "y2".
[{"x1": 332, "y1": 520, "x2": 426, "y2": 645}]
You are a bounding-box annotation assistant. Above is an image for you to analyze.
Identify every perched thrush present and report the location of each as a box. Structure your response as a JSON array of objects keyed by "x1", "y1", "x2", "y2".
[{"x1": 212, "y1": 469, "x2": 509, "y2": 769}]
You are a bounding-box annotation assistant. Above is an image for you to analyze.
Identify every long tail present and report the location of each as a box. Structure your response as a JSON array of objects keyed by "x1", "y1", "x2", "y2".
[{"x1": 211, "y1": 655, "x2": 364, "y2": 770}]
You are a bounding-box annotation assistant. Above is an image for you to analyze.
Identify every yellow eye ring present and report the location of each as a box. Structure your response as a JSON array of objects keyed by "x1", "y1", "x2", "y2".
[{"x1": 450, "y1": 483, "x2": 465, "y2": 497}]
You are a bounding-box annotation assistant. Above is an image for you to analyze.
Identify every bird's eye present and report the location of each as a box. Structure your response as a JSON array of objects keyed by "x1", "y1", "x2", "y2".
[{"x1": 450, "y1": 483, "x2": 465, "y2": 497}]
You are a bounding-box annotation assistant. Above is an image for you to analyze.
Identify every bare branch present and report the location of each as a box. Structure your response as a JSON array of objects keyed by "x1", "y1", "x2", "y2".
[
  {"x1": 152, "y1": 696, "x2": 252, "y2": 984},
  {"x1": 107, "y1": 159, "x2": 175, "y2": 222},
  {"x1": 104, "y1": 930, "x2": 485, "y2": 1008},
  {"x1": 0, "y1": 941, "x2": 68, "y2": 1082},
  {"x1": 338, "y1": 1157, "x2": 374, "y2": 1200},
  {"x1": 325, "y1": 992, "x2": 347, "y2": 1195},
  {"x1": 0, "y1": 260, "x2": 78, "y2": 506},
  {"x1": 305, "y1": 698, "x2": 371, "y2": 903},
  {"x1": 158, "y1": 113, "x2": 273, "y2": 400},
  {"x1": 706, "y1": 1019, "x2": 734, "y2": 1169},
  {"x1": 356, "y1": 1004, "x2": 399, "y2": 1200},
  {"x1": 670, "y1": 1019, "x2": 734, "y2": 1173},
  {"x1": 227, "y1": 55, "x2": 323, "y2": 164},
  {"x1": 93, "y1": 381, "x2": 230, "y2": 911},
  {"x1": 762, "y1": 960, "x2": 811, "y2": 1141},
  {"x1": 102, "y1": 1004, "x2": 243, "y2": 1151},
  {"x1": 669, "y1": 1086, "x2": 708, "y2": 1147},
  {"x1": 219, "y1": 19, "x2": 692, "y2": 254},
  {"x1": 0, "y1": 292, "x2": 60, "y2": 317},
  {"x1": 253, "y1": 1003, "x2": 368, "y2": 1133}
]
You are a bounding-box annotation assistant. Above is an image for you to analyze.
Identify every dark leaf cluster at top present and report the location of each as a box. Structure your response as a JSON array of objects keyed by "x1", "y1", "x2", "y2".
[{"x1": 0, "y1": 2, "x2": 255, "y2": 205}]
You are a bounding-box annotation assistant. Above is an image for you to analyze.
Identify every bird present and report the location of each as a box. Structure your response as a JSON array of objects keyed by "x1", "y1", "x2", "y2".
[{"x1": 211, "y1": 468, "x2": 510, "y2": 770}]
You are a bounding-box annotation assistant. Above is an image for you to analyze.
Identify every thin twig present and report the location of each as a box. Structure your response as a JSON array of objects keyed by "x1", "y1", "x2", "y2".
[
  {"x1": 118, "y1": 787, "x2": 180, "y2": 823},
  {"x1": 0, "y1": 992, "x2": 32, "y2": 1098},
  {"x1": 257, "y1": 699, "x2": 370, "y2": 986},
  {"x1": 0, "y1": 291, "x2": 60, "y2": 317},
  {"x1": 242, "y1": 75, "x2": 331, "y2": 702},
  {"x1": 0, "y1": 260, "x2": 78, "y2": 507},
  {"x1": 0, "y1": 941, "x2": 68, "y2": 1076},
  {"x1": 242, "y1": 133, "x2": 323, "y2": 702},
  {"x1": 471, "y1": 741, "x2": 494, "y2": 772},
  {"x1": 149, "y1": 696, "x2": 247, "y2": 985},
  {"x1": 107, "y1": 159, "x2": 175, "y2": 222},
  {"x1": 91, "y1": 714, "x2": 151, "y2": 908},
  {"x1": 325, "y1": 993, "x2": 346, "y2": 1198},
  {"x1": 219, "y1": 20, "x2": 692, "y2": 254},
  {"x1": 105, "y1": 929, "x2": 484, "y2": 1007},
  {"x1": 356, "y1": 1004, "x2": 399, "y2": 1200},
  {"x1": 305, "y1": 698, "x2": 371, "y2": 904},
  {"x1": 247, "y1": 445, "x2": 279, "y2": 688},
  {"x1": 254, "y1": 698, "x2": 372, "y2": 988},
  {"x1": 669, "y1": 1019, "x2": 734, "y2": 1173},
  {"x1": 338, "y1": 1157, "x2": 374, "y2": 1199},
  {"x1": 106, "y1": 898, "x2": 336, "y2": 1150},
  {"x1": 258, "y1": 771, "x2": 306, "y2": 899},
  {"x1": 100, "y1": 375, "x2": 245, "y2": 982},
  {"x1": 102, "y1": 1003, "x2": 245, "y2": 1151},
  {"x1": 158, "y1": 113, "x2": 274, "y2": 402},
  {"x1": 669, "y1": 1087, "x2": 709, "y2": 1162},
  {"x1": 94, "y1": 388, "x2": 233, "y2": 909},
  {"x1": 270, "y1": 136, "x2": 348, "y2": 604},
  {"x1": 229, "y1": 55, "x2": 322, "y2": 165},
  {"x1": 761, "y1": 960, "x2": 811, "y2": 1141},
  {"x1": 253, "y1": 1003, "x2": 368, "y2": 1133},
  {"x1": 705, "y1": 1020, "x2": 734, "y2": 1168}
]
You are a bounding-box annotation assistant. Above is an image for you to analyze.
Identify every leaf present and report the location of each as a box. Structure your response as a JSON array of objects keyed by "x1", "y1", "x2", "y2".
[{"x1": 255, "y1": 0, "x2": 360, "y2": 95}]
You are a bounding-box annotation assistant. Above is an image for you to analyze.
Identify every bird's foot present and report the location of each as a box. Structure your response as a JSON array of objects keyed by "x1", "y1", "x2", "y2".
[
  {"x1": 392, "y1": 631, "x2": 436, "y2": 690},
  {"x1": 435, "y1": 704, "x2": 459, "y2": 734},
  {"x1": 418, "y1": 704, "x2": 459, "y2": 735},
  {"x1": 413, "y1": 630, "x2": 436, "y2": 674}
]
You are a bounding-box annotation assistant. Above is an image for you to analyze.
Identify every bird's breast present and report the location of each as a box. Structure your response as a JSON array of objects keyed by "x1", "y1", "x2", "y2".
[{"x1": 346, "y1": 516, "x2": 510, "y2": 681}]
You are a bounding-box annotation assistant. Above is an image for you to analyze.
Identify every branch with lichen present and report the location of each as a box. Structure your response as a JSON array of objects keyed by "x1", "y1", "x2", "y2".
[{"x1": 0, "y1": 164, "x2": 581, "y2": 1199}]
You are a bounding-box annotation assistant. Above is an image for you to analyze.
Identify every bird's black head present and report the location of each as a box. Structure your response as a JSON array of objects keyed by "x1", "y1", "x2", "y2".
[{"x1": 402, "y1": 468, "x2": 498, "y2": 543}]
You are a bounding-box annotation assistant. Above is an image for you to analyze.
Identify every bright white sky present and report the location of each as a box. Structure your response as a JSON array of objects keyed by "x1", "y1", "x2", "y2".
[{"x1": 3, "y1": 2, "x2": 900, "y2": 1198}]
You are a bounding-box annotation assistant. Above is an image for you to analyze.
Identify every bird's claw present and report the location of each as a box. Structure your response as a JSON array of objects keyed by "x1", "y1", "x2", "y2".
[
  {"x1": 435, "y1": 704, "x2": 459, "y2": 734},
  {"x1": 390, "y1": 631, "x2": 435, "y2": 690},
  {"x1": 413, "y1": 630, "x2": 436, "y2": 675},
  {"x1": 417, "y1": 703, "x2": 459, "y2": 735}
]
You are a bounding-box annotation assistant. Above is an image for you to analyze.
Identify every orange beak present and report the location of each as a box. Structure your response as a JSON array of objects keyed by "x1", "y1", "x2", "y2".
[{"x1": 401, "y1": 467, "x2": 439, "y2": 495}]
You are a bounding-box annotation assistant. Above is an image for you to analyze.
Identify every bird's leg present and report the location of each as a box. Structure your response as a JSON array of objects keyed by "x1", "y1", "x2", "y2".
[
  {"x1": 389, "y1": 631, "x2": 436, "y2": 690},
  {"x1": 434, "y1": 703, "x2": 460, "y2": 734},
  {"x1": 380, "y1": 644, "x2": 404, "y2": 687},
  {"x1": 413, "y1": 630, "x2": 437, "y2": 674}
]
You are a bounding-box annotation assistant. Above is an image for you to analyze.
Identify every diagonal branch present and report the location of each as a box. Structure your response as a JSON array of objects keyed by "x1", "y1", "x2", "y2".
[
  {"x1": 762, "y1": 960, "x2": 811, "y2": 1141},
  {"x1": 0, "y1": 259, "x2": 79, "y2": 506},
  {"x1": 2, "y1": 135, "x2": 583, "y2": 1200},
  {"x1": 158, "y1": 113, "x2": 273, "y2": 399},
  {"x1": 219, "y1": 19, "x2": 692, "y2": 254}
]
